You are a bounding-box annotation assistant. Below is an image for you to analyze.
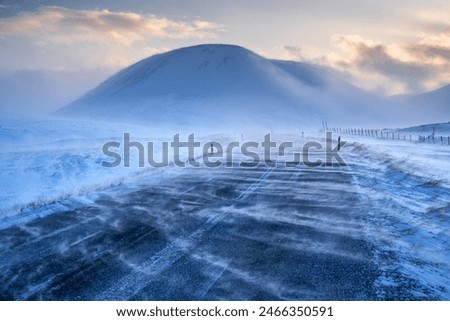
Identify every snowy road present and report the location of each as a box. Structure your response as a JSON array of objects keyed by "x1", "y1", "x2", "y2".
[{"x1": 0, "y1": 146, "x2": 449, "y2": 300}]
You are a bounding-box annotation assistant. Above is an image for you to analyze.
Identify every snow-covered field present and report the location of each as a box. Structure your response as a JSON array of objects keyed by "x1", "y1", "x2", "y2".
[
  {"x1": 342, "y1": 127, "x2": 450, "y2": 188},
  {"x1": 0, "y1": 115, "x2": 148, "y2": 217},
  {"x1": 340, "y1": 133, "x2": 450, "y2": 299},
  {"x1": 0, "y1": 114, "x2": 236, "y2": 219},
  {"x1": 1, "y1": 115, "x2": 449, "y2": 223}
]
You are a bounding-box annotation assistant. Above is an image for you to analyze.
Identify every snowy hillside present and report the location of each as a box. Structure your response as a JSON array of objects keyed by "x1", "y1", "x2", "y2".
[
  {"x1": 398, "y1": 121, "x2": 450, "y2": 136},
  {"x1": 388, "y1": 83, "x2": 450, "y2": 127},
  {"x1": 57, "y1": 44, "x2": 408, "y2": 129},
  {"x1": 406, "y1": 84, "x2": 450, "y2": 122}
]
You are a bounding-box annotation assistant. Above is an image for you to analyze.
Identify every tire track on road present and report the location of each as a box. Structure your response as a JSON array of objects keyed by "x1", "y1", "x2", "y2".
[{"x1": 95, "y1": 166, "x2": 275, "y2": 300}]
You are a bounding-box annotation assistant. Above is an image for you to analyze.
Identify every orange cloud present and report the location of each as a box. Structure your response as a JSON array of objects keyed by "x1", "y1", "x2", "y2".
[
  {"x1": 0, "y1": 6, "x2": 227, "y2": 70},
  {"x1": 0, "y1": 6, "x2": 227, "y2": 44},
  {"x1": 324, "y1": 31, "x2": 450, "y2": 95}
]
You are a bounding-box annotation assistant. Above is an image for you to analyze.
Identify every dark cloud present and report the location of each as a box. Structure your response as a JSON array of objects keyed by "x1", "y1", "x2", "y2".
[
  {"x1": 356, "y1": 43, "x2": 431, "y2": 80},
  {"x1": 406, "y1": 43, "x2": 450, "y2": 61},
  {"x1": 337, "y1": 36, "x2": 450, "y2": 93},
  {"x1": 283, "y1": 45, "x2": 303, "y2": 60}
]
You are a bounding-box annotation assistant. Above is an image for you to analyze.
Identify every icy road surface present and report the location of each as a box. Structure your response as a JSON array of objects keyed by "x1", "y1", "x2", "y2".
[{"x1": 0, "y1": 146, "x2": 449, "y2": 300}]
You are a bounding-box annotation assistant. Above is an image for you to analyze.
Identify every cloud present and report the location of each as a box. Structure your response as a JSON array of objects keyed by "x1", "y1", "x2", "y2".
[
  {"x1": 281, "y1": 7, "x2": 450, "y2": 96},
  {"x1": 405, "y1": 43, "x2": 450, "y2": 62},
  {"x1": 283, "y1": 46, "x2": 304, "y2": 60},
  {"x1": 0, "y1": 6, "x2": 226, "y2": 70},
  {"x1": 0, "y1": 6, "x2": 226, "y2": 43},
  {"x1": 338, "y1": 36, "x2": 432, "y2": 89},
  {"x1": 325, "y1": 31, "x2": 450, "y2": 95}
]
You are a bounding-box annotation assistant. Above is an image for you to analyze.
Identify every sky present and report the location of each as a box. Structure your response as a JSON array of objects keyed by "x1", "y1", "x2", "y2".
[{"x1": 0, "y1": 0, "x2": 449, "y2": 99}]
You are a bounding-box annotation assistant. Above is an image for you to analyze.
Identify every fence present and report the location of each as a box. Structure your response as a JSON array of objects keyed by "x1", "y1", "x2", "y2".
[{"x1": 321, "y1": 124, "x2": 450, "y2": 146}]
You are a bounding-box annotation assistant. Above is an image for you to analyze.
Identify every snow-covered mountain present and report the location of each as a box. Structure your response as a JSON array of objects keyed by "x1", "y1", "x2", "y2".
[
  {"x1": 406, "y1": 84, "x2": 450, "y2": 122},
  {"x1": 57, "y1": 44, "x2": 406, "y2": 129}
]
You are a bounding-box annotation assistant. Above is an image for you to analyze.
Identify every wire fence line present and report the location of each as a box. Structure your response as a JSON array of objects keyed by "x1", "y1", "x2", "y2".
[{"x1": 320, "y1": 123, "x2": 450, "y2": 146}]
